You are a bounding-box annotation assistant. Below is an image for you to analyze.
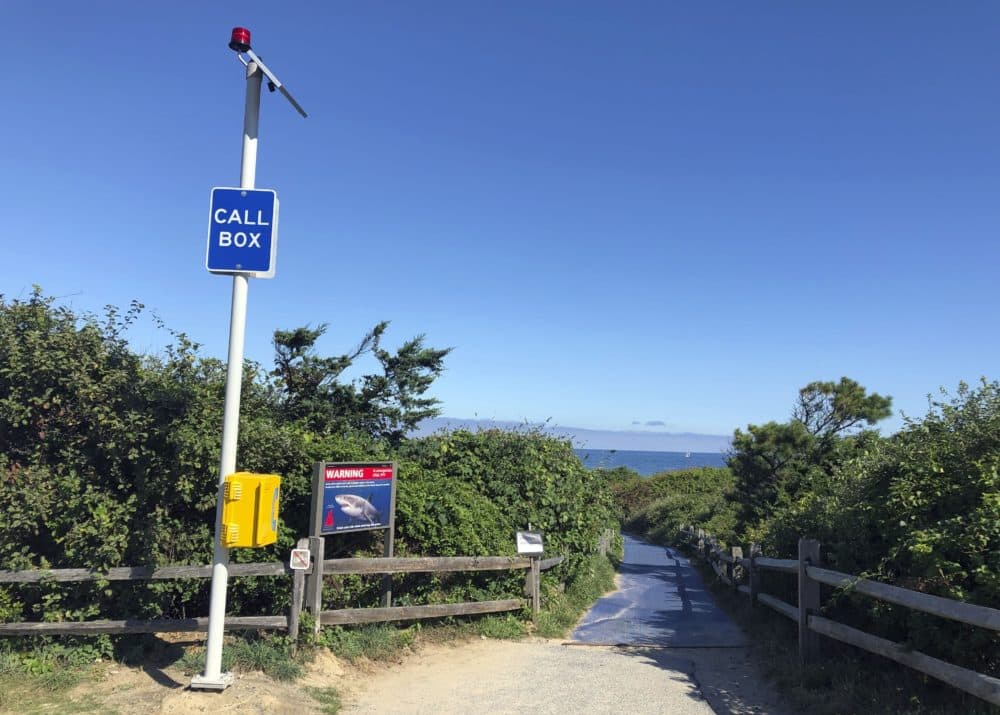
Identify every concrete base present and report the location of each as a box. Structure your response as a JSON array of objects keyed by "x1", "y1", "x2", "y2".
[{"x1": 189, "y1": 671, "x2": 234, "y2": 691}]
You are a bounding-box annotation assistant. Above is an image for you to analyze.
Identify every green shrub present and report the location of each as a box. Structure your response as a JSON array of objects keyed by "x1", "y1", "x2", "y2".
[
  {"x1": 615, "y1": 467, "x2": 736, "y2": 544},
  {"x1": 0, "y1": 290, "x2": 620, "y2": 655},
  {"x1": 702, "y1": 379, "x2": 1000, "y2": 681},
  {"x1": 401, "y1": 428, "x2": 619, "y2": 596}
]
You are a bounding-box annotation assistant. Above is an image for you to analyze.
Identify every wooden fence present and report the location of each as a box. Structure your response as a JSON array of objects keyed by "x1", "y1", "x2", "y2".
[
  {"x1": 679, "y1": 526, "x2": 1000, "y2": 707},
  {"x1": 0, "y1": 535, "x2": 564, "y2": 641}
]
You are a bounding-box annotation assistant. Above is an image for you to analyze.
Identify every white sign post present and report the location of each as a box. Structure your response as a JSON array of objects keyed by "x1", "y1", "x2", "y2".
[{"x1": 191, "y1": 27, "x2": 306, "y2": 691}]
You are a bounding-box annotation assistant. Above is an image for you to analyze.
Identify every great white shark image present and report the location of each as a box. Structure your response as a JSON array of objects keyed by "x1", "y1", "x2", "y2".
[{"x1": 334, "y1": 493, "x2": 381, "y2": 525}]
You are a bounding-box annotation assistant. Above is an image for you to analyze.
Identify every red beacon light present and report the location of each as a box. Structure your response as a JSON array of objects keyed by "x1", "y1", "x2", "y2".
[
  {"x1": 224, "y1": 27, "x2": 308, "y2": 118},
  {"x1": 229, "y1": 27, "x2": 252, "y2": 53}
]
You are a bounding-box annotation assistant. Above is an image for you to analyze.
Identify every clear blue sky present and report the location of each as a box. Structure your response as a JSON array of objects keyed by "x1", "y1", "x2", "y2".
[{"x1": 3, "y1": 3, "x2": 998, "y2": 448}]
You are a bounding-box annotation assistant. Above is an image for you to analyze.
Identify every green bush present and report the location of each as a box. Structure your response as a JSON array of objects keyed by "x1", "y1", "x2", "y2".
[
  {"x1": 761, "y1": 381, "x2": 1000, "y2": 674},
  {"x1": 614, "y1": 467, "x2": 737, "y2": 545},
  {"x1": 0, "y1": 290, "x2": 619, "y2": 645},
  {"x1": 401, "y1": 428, "x2": 619, "y2": 591},
  {"x1": 675, "y1": 378, "x2": 1000, "y2": 680}
]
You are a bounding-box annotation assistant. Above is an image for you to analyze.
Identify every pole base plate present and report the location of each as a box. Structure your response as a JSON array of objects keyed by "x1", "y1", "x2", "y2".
[{"x1": 190, "y1": 671, "x2": 234, "y2": 691}]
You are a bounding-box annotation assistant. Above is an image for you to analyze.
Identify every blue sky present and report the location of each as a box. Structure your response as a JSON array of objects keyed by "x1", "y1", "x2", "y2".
[{"x1": 3, "y1": 3, "x2": 998, "y2": 449}]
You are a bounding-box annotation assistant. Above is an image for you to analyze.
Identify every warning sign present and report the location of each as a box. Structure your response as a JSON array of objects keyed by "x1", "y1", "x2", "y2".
[{"x1": 310, "y1": 462, "x2": 397, "y2": 536}]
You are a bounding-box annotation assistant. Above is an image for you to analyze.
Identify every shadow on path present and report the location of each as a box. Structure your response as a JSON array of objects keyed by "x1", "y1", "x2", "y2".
[
  {"x1": 569, "y1": 535, "x2": 794, "y2": 714},
  {"x1": 572, "y1": 535, "x2": 747, "y2": 648}
]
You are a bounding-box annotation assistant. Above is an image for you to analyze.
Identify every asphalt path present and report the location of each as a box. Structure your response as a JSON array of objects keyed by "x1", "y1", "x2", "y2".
[{"x1": 572, "y1": 534, "x2": 748, "y2": 647}]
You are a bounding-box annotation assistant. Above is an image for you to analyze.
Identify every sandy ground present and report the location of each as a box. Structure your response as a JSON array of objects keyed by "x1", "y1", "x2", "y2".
[
  {"x1": 41, "y1": 634, "x2": 794, "y2": 715},
  {"x1": 339, "y1": 638, "x2": 795, "y2": 715},
  {"x1": 64, "y1": 653, "x2": 340, "y2": 715},
  {"x1": 340, "y1": 638, "x2": 714, "y2": 715}
]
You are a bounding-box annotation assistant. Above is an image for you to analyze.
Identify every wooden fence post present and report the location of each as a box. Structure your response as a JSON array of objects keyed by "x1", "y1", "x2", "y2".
[
  {"x1": 288, "y1": 537, "x2": 309, "y2": 650},
  {"x1": 381, "y1": 527, "x2": 394, "y2": 608},
  {"x1": 524, "y1": 557, "x2": 540, "y2": 615},
  {"x1": 748, "y1": 542, "x2": 761, "y2": 606},
  {"x1": 731, "y1": 546, "x2": 743, "y2": 591},
  {"x1": 798, "y1": 538, "x2": 822, "y2": 662},
  {"x1": 306, "y1": 535, "x2": 325, "y2": 634},
  {"x1": 531, "y1": 556, "x2": 541, "y2": 615}
]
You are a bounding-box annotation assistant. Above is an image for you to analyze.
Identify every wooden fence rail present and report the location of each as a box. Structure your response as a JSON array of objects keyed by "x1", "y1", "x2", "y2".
[
  {"x1": 0, "y1": 562, "x2": 293, "y2": 584},
  {"x1": 319, "y1": 599, "x2": 525, "y2": 626},
  {"x1": 321, "y1": 556, "x2": 532, "y2": 575},
  {"x1": 679, "y1": 526, "x2": 1000, "y2": 707},
  {"x1": 0, "y1": 551, "x2": 566, "y2": 639}
]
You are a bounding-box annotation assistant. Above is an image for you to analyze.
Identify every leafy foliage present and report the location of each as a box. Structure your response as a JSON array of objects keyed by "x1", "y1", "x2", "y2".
[
  {"x1": 615, "y1": 467, "x2": 738, "y2": 544},
  {"x1": 272, "y1": 323, "x2": 450, "y2": 445},
  {"x1": 0, "y1": 289, "x2": 617, "y2": 640},
  {"x1": 400, "y1": 428, "x2": 619, "y2": 583},
  {"x1": 794, "y1": 377, "x2": 892, "y2": 442},
  {"x1": 728, "y1": 377, "x2": 891, "y2": 534},
  {"x1": 671, "y1": 377, "x2": 999, "y2": 678}
]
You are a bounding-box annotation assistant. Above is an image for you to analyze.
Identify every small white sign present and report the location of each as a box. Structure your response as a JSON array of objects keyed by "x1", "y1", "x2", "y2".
[
  {"x1": 516, "y1": 531, "x2": 544, "y2": 555},
  {"x1": 289, "y1": 548, "x2": 311, "y2": 570}
]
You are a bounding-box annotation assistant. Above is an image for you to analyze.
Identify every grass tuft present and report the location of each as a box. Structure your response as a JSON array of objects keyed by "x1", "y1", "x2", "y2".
[
  {"x1": 318, "y1": 624, "x2": 417, "y2": 663},
  {"x1": 308, "y1": 686, "x2": 343, "y2": 714},
  {"x1": 176, "y1": 634, "x2": 304, "y2": 681},
  {"x1": 0, "y1": 654, "x2": 98, "y2": 714},
  {"x1": 472, "y1": 613, "x2": 527, "y2": 640},
  {"x1": 535, "y1": 554, "x2": 616, "y2": 638}
]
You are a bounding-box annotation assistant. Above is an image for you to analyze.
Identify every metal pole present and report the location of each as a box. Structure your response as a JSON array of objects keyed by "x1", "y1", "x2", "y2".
[{"x1": 192, "y1": 60, "x2": 262, "y2": 691}]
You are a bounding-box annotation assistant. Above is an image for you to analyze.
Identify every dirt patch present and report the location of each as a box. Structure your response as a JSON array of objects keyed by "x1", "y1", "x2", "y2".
[
  {"x1": 50, "y1": 634, "x2": 479, "y2": 714},
  {"x1": 59, "y1": 641, "x2": 348, "y2": 715}
]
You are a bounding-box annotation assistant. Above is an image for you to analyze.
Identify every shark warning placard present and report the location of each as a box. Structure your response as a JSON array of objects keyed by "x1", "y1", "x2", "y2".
[{"x1": 311, "y1": 462, "x2": 396, "y2": 535}]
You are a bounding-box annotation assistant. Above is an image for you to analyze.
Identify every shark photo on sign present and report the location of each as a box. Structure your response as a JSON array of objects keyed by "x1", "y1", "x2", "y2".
[{"x1": 335, "y1": 494, "x2": 381, "y2": 525}]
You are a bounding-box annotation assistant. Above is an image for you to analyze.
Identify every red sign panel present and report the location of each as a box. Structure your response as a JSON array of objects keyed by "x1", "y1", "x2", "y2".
[{"x1": 324, "y1": 465, "x2": 394, "y2": 482}]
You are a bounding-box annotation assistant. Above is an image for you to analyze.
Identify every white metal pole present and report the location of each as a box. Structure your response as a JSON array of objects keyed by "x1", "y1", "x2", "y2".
[{"x1": 193, "y1": 60, "x2": 262, "y2": 690}]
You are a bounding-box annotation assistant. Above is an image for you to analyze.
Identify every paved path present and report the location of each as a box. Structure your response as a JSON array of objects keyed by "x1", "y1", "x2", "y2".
[
  {"x1": 343, "y1": 536, "x2": 791, "y2": 714},
  {"x1": 572, "y1": 535, "x2": 748, "y2": 647}
]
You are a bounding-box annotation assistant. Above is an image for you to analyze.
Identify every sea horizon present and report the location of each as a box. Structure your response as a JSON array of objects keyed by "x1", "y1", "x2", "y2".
[{"x1": 574, "y1": 448, "x2": 728, "y2": 477}]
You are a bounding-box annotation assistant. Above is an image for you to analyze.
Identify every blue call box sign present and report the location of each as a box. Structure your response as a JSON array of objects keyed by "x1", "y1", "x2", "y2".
[{"x1": 206, "y1": 187, "x2": 279, "y2": 278}]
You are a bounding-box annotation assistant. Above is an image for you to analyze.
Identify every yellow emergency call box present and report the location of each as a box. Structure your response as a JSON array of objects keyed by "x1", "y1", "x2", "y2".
[{"x1": 221, "y1": 472, "x2": 281, "y2": 548}]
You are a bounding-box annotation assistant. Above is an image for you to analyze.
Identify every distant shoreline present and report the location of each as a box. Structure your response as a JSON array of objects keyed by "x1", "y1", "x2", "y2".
[{"x1": 418, "y1": 417, "x2": 731, "y2": 453}]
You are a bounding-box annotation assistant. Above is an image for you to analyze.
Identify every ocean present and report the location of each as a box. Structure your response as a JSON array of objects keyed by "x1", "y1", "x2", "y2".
[{"x1": 574, "y1": 448, "x2": 728, "y2": 477}]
